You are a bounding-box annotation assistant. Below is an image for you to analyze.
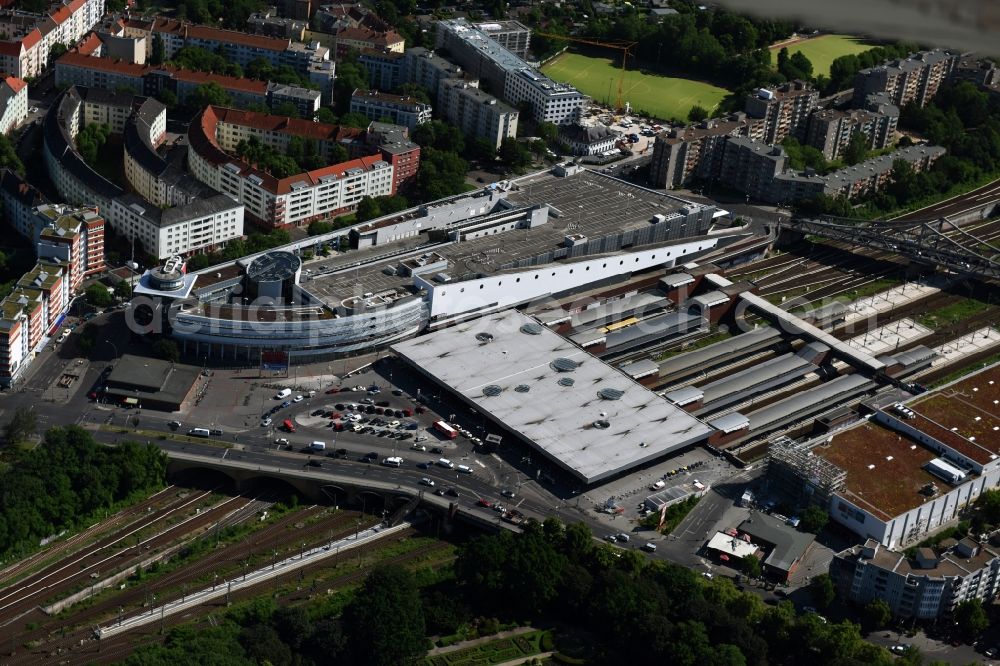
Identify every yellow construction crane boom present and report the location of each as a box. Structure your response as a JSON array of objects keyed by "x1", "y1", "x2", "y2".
[{"x1": 535, "y1": 33, "x2": 638, "y2": 111}]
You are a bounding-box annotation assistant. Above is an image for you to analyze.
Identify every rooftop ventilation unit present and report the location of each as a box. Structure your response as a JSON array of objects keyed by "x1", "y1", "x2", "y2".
[
  {"x1": 598, "y1": 388, "x2": 625, "y2": 400},
  {"x1": 514, "y1": 384, "x2": 530, "y2": 393},
  {"x1": 558, "y1": 377, "x2": 575, "y2": 387},
  {"x1": 475, "y1": 332, "x2": 494, "y2": 343},
  {"x1": 550, "y1": 357, "x2": 579, "y2": 372},
  {"x1": 520, "y1": 322, "x2": 543, "y2": 335},
  {"x1": 482, "y1": 385, "x2": 503, "y2": 397},
  {"x1": 592, "y1": 419, "x2": 610, "y2": 429}
]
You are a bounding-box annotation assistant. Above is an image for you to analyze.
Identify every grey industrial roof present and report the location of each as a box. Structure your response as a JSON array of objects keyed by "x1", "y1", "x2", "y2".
[
  {"x1": 533, "y1": 291, "x2": 665, "y2": 326},
  {"x1": 886, "y1": 345, "x2": 938, "y2": 367},
  {"x1": 619, "y1": 359, "x2": 659, "y2": 379},
  {"x1": 392, "y1": 309, "x2": 713, "y2": 484},
  {"x1": 699, "y1": 353, "x2": 814, "y2": 405},
  {"x1": 658, "y1": 327, "x2": 782, "y2": 378},
  {"x1": 606, "y1": 311, "x2": 701, "y2": 349},
  {"x1": 746, "y1": 374, "x2": 874, "y2": 432},
  {"x1": 738, "y1": 513, "x2": 814, "y2": 572},
  {"x1": 689, "y1": 290, "x2": 729, "y2": 308},
  {"x1": 665, "y1": 385, "x2": 703, "y2": 406},
  {"x1": 709, "y1": 412, "x2": 750, "y2": 433},
  {"x1": 660, "y1": 272, "x2": 694, "y2": 288}
]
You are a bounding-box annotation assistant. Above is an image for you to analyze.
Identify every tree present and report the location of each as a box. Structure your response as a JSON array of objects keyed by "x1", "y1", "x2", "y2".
[
  {"x1": 48, "y1": 42, "x2": 68, "y2": 66},
  {"x1": 0, "y1": 134, "x2": 23, "y2": 175},
  {"x1": 343, "y1": 566, "x2": 426, "y2": 666},
  {"x1": 155, "y1": 88, "x2": 177, "y2": 109},
  {"x1": 152, "y1": 339, "x2": 180, "y2": 363},
  {"x1": 498, "y1": 137, "x2": 532, "y2": 171},
  {"x1": 843, "y1": 130, "x2": 870, "y2": 165},
  {"x1": 537, "y1": 121, "x2": 559, "y2": 144},
  {"x1": 809, "y1": 573, "x2": 836, "y2": 609},
  {"x1": 315, "y1": 107, "x2": 337, "y2": 124},
  {"x1": 954, "y1": 599, "x2": 988, "y2": 641},
  {"x1": 977, "y1": 489, "x2": 1000, "y2": 524},
  {"x1": 741, "y1": 554, "x2": 762, "y2": 578},
  {"x1": 151, "y1": 33, "x2": 165, "y2": 66},
  {"x1": 798, "y1": 504, "x2": 829, "y2": 534},
  {"x1": 188, "y1": 83, "x2": 233, "y2": 110},
  {"x1": 688, "y1": 105, "x2": 709, "y2": 122},
  {"x1": 85, "y1": 282, "x2": 113, "y2": 307},
  {"x1": 3, "y1": 407, "x2": 37, "y2": 446},
  {"x1": 862, "y1": 598, "x2": 892, "y2": 632},
  {"x1": 340, "y1": 112, "x2": 371, "y2": 129},
  {"x1": 273, "y1": 101, "x2": 300, "y2": 118},
  {"x1": 308, "y1": 220, "x2": 334, "y2": 236},
  {"x1": 356, "y1": 196, "x2": 382, "y2": 222}
]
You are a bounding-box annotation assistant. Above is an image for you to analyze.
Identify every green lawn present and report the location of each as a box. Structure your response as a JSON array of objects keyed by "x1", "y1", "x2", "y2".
[
  {"x1": 769, "y1": 34, "x2": 877, "y2": 77},
  {"x1": 541, "y1": 52, "x2": 730, "y2": 122}
]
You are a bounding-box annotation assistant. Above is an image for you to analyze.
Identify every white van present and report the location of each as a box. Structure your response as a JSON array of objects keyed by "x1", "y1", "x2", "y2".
[
  {"x1": 456, "y1": 464, "x2": 473, "y2": 474},
  {"x1": 382, "y1": 456, "x2": 403, "y2": 467},
  {"x1": 275, "y1": 388, "x2": 292, "y2": 399},
  {"x1": 188, "y1": 428, "x2": 210, "y2": 437},
  {"x1": 436, "y1": 458, "x2": 454, "y2": 469},
  {"x1": 311, "y1": 441, "x2": 326, "y2": 451}
]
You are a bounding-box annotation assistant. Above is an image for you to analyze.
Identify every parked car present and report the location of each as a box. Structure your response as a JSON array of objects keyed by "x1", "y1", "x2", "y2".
[
  {"x1": 293, "y1": 395, "x2": 304, "y2": 403},
  {"x1": 260, "y1": 418, "x2": 272, "y2": 427},
  {"x1": 419, "y1": 477, "x2": 435, "y2": 487}
]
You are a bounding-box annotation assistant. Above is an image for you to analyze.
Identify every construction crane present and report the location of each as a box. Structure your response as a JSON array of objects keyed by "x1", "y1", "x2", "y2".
[{"x1": 534, "y1": 33, "x2": 638, "y2": 111}]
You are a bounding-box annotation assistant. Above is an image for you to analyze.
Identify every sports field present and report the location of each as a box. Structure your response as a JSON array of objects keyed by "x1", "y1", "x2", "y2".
[
  {"x1": 541, "y1": 52, "x2": 730, "y2": 122},
  {"x1": 769, "y1": 34, "x2": 877, "y2": 77}
]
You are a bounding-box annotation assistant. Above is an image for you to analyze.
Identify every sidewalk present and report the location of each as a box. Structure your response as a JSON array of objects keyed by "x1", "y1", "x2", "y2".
[{"x1": 426, "y1": 626, "x2": 538, "y2": 657}]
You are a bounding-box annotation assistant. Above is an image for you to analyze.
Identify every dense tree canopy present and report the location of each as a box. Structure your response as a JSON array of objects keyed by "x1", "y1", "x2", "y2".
[{"x1": 0, "y1": 427, "x2": 166, "y2": 561}]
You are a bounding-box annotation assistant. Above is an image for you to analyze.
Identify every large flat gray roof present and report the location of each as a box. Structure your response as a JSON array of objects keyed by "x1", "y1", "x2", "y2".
[
  {"x1": 392, "y1": 309, "x2": 713, "y2": 484},
  {"x1": 308, "y1": 170, "x2": 708, "y2": 303}
]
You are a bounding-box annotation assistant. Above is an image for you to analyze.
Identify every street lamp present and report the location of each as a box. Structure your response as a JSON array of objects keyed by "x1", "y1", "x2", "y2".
[{"x1": 105, "y1": 340, "x2": 119, "y2": 365}]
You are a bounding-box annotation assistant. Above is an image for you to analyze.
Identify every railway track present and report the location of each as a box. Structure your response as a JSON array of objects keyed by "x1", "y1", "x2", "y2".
[
  {"x1": 0, "y1": 485, "x2": 180, "y2": 590},
  {"x1": 22, "y1": 529, "x2": 452, "y2": 666},
  {"x1": 1, "y1": 508, "x2": 372, "y2": 656},
  {"x1": 0, "y1": 492, "x2": 248, "y2": 629}
]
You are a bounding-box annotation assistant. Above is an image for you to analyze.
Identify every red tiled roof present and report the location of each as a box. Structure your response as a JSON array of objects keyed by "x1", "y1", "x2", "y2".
[
  {"x1": 335, "y1": 26, "x2": 403, "y2": 47},
  {"x1": 4, "y1": 76, "x2": 26, "y2": 94},
  {"x1": 207, "y1": 106, "x2": 363, "y2": 143},
  {"x1": 75, "y1": 33, "x2": 103, "y2": 55},
  {"x1": 56, "y1": 52, "x2": 268, "y2": 94},
  {"x1": 20, "y1": 29, "x2": 42, "y2": 50},
  {"x1": 192, "y1": 106, "x2": 384, "y2": 195},
  {"x1": 58, "y1": 51, "x2": 145, "y2": 76},
  {"x1": 185, "y1": 24, "x2": 291, "y2": 51},
  {"x1": 172, "y1": 68, "x2": 267, "y2": 94}
]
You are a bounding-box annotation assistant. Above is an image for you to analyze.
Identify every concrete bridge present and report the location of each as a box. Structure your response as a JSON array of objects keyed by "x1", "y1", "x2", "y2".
[{"x1": 166, "y1": 450, "x2": 519, "y2": 532}]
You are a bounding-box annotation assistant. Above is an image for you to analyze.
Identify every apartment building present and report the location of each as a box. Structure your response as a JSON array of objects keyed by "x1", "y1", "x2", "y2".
[
  {"x1": 55, "y1": 52, "x2": 322, "y2": 116},
  {"x1": 402, "y1": 47, "x2": 465, "y2": 106},
  {"x1": 714, "y1": 137, "x2": 944, "y2": 204},
  {"x1": 852, "y1": 49, "x2": 959, "y2": 109},
  {"x1": 474, "y1": 20, "x2": 531, "y2": 59},
  {"x1": 437, "y1": 79, "x2": 518, "y2": 149},
  {"x1": 332, "y1": 26, "x2": 404, "y2": 59},
  {"x1": 436, "y1": 19, "x2": 587, "y2": 125},
  {"x1": 648, "y1": 113, "x2": 765, "y2": 189},
  {"x1": 718, "y1": 137, "x2": 787, "y2": 202},
  {"x1": 0, "y1": 263, "x2": 68, "y2": 387},
  {"x1": 33, "y1": 203, "x2": 106, "y2": 290},
  {"x1": 744, "y1": 80, "x2": 818, "y2": 145},
  {"x1": 349, "y1": 89, "x2": 432, "y2": 130},
  {"x1": 0, "y1": 0, "x2": 106, "y2": 78},
  {"x1": 0, "y1": 169, "x2": 47, "y2": 241},
  {"x1": 358, "y1": 48, "x2": 406, "y2": 90},
  {"x1": 831, "y1": 538, "x2": 1000, "y2": 620},
  {"x1": 43, "y1": 87, "x2": 246, "y2": 260},
  {"x1": 247, "y1": 8, "x2": 307, "y2": 40},
  {"x1": 313, "y1": 4, "x2": 391, "y2": 35},
  {"x1": 118, "y1": 16, "x2": 336, "y2": 101},
  {"x1": 806, "y1": 106, "x2": 899, "y2": 161},
  {"x1": 0, "y1": 76, "x2": 28, "y2": 135},
  {"x1": 187, "y1": 106, "x2": 417, "y2": 227}
]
